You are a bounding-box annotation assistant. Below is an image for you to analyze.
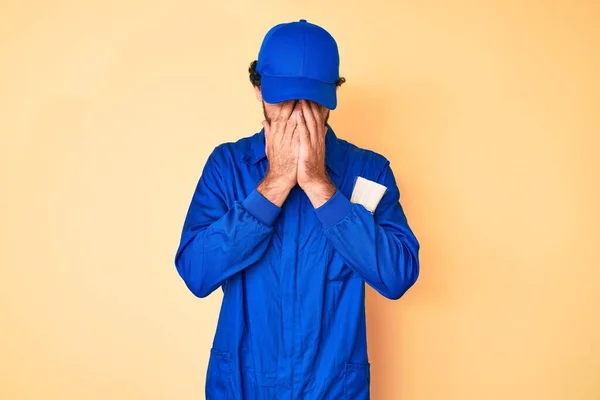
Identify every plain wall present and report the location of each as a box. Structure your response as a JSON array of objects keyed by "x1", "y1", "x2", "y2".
[{"x1": 1, "y1": 1, "x2": 599, "y2": 399}]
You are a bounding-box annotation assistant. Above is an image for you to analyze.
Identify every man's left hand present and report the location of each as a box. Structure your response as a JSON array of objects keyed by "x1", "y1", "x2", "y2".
[{"x1": 296, "y1": 100, "x2": 337, "y2": 208}]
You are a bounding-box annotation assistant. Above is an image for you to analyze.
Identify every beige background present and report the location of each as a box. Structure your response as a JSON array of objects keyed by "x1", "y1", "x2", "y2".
[{"x1": 1, "y1": 1, "x2": 599, "y2": 399}]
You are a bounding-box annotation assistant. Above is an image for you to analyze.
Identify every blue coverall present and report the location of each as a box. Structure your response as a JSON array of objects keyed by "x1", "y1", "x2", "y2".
[{"x1": 175, "y1": 126, "x2": 420, "y2": 399}]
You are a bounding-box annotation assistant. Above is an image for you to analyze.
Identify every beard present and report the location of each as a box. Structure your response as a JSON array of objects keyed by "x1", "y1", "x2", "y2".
[{"x1": 263, "y1": 100, "x2": 330, "y2": 126}]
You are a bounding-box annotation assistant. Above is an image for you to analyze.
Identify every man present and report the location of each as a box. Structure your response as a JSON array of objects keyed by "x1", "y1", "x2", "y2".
[{"x1": 175, "y1": 19, "x2": 420, "y2": 400}]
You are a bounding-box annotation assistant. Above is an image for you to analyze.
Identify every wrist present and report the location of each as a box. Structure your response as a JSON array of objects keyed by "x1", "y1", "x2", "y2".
[
  {"x1": 303, "y1": 178, "x2": 336, "y2": 208},
  {"x1": 263, "y1": 172, "x2": 296, "y2": 192},
  {"x1": 258, "y1": 174, "x2": 294, "y2": 207},
  {"x1": 302, "y1": 176, "x2": 333, "y2": 193}
]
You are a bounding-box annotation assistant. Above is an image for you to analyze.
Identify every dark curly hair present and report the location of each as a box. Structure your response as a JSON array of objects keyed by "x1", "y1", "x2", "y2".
[{"x1": 248, "y1": 60, "x2": 346, "y2": 88}]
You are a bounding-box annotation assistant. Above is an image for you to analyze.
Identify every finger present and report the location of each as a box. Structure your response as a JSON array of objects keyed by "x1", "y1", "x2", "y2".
[
  {"x1": 283, "y1": 107, "x2": 299, "y2": 141},
  {"x1": 275, "y1": 100, "x2": 296, "y2": 124},
  {"x1": 269, "y1": 102, "x2": 284, "y2": 124},
  {"x1": 302, "y1": 100, "x2": 319, "y2": 143},
  {"x1": 296, "y1": 107, "x2": 310, "y2": 145},
  {"x1": 300, "y1": 100, "x2": 317, "y2": 131},
  {"x1": 300, "y1": 100, "x2": 317, "y2": 144},
  {"x1": 309, "y1": 101, "x2": 325, "y2": 127},
  {"x1": 291, "y1": 123, "x2": 300, "y2": 150}
]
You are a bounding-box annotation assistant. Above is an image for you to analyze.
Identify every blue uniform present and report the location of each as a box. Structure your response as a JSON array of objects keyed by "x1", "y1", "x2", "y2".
[{"x1": 175, "y1": 126, "x2": 420, "y2": 399}]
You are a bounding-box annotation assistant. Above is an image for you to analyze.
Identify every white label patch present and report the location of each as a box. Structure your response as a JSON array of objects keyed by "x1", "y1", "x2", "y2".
[{"x1": 350, "y1": 176, "x2": 387, "y2": 213}]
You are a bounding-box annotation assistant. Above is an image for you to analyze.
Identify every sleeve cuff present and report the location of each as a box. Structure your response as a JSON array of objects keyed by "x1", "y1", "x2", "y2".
[
  {"x1": 314, "y1": 190, "x2": 353, "y2": 229},
  {"x1": 241, "y1": 189, "x2": 281, "y2": 226}
]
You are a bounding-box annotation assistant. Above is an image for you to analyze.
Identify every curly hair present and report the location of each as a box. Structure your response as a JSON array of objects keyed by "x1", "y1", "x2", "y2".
[{"x1": 248, "y1": 60, "x2": 346, "y2": 88}]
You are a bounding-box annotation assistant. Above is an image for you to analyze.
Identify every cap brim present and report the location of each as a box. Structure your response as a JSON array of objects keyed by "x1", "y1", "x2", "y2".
[{"x1": 260, "y1": 75, "x2": 337, "y2": 110}]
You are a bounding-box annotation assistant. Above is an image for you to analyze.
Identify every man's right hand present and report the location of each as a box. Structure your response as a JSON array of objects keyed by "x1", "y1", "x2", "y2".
[{"x1": 257, "y1": 100, "x2": 300, "y2": 207}]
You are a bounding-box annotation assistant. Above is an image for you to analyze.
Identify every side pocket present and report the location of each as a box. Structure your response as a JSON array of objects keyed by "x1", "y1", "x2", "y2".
[
  {"x1": 206, "y1": 349, "x2": 232, "y2": 400},
  {"x1": 343, "y1": 363, "x2": 370, "y2": 400}
]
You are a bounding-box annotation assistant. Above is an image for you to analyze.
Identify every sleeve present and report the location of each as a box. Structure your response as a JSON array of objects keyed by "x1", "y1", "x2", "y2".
[
  {"x1": 174, "y1": 147, "x2": 281, "y2": 298},
  {"x1": 314, "y1": 162, "x2": 420, "y2": 299}
]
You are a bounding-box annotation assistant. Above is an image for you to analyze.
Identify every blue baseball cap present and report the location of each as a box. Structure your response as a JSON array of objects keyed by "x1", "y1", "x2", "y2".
[{"x1": 256, "y1": 19, "x2": 340, "y2": 110}]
